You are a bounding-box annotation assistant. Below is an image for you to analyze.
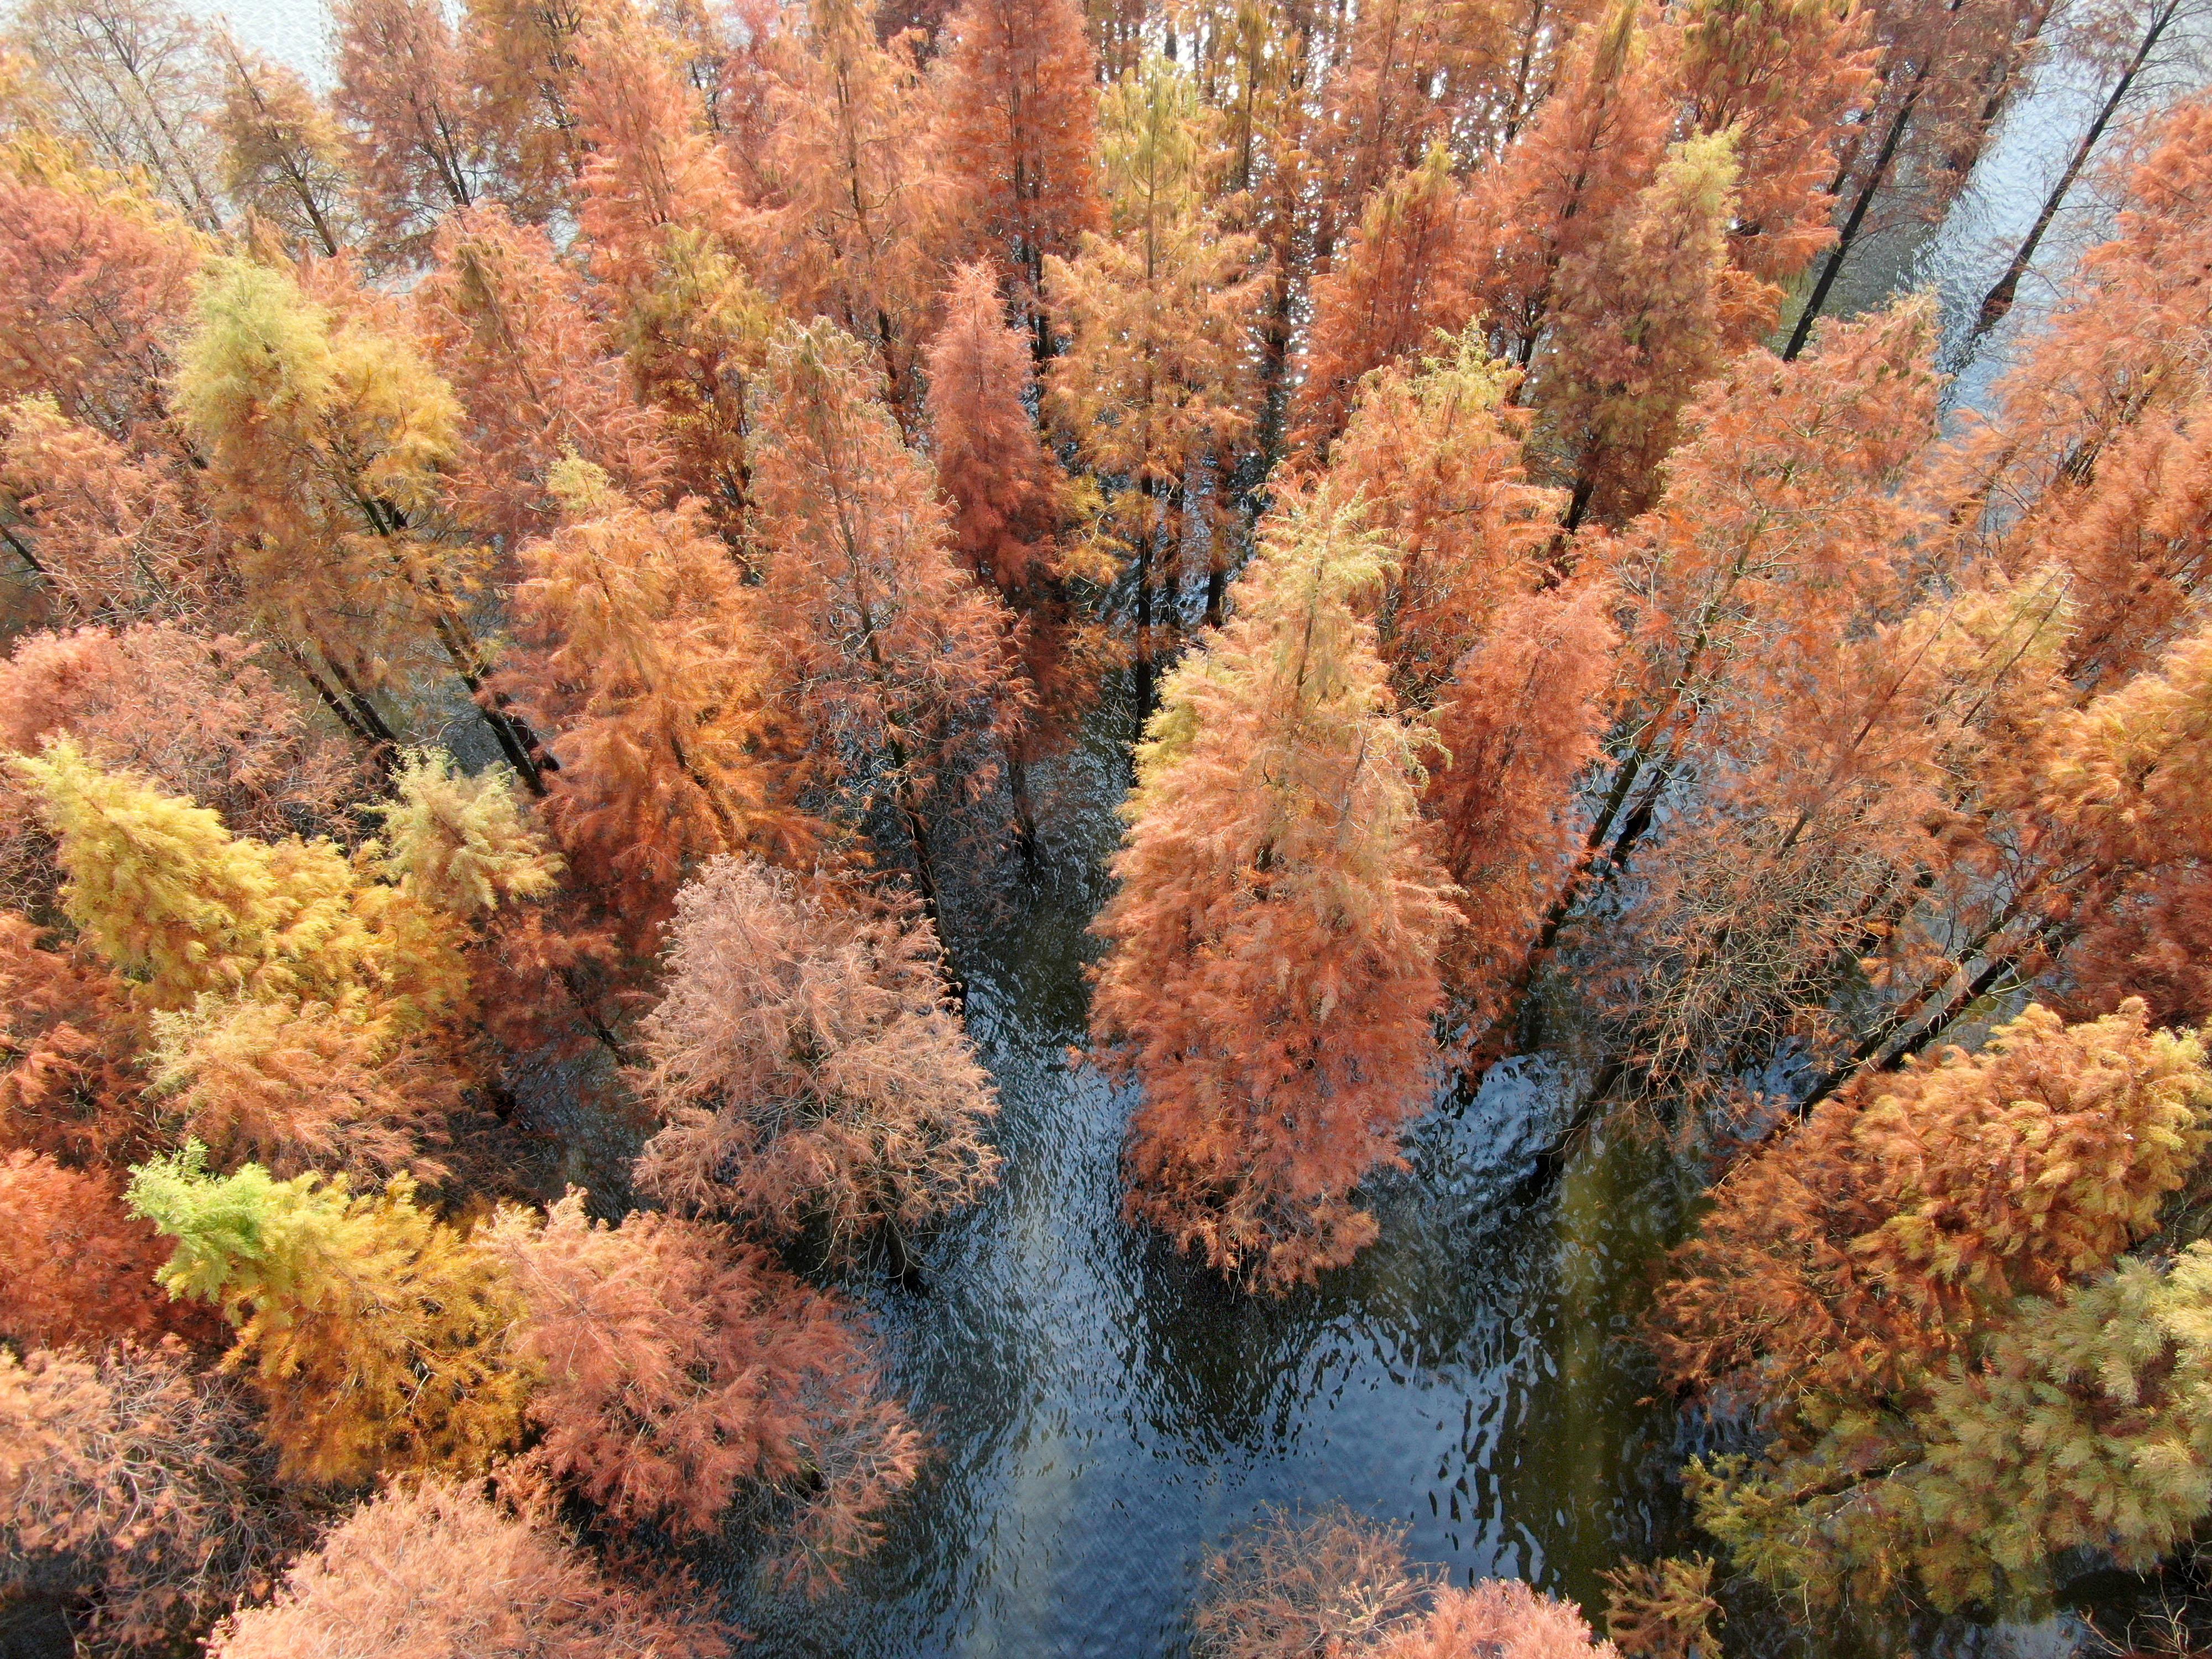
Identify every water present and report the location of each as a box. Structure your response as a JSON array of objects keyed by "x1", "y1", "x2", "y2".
[{"x1": 719, "y1": 698, "x2": 1710, "y2": 1657}]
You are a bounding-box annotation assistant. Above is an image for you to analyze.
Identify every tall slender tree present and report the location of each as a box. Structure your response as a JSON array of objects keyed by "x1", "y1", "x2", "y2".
[{"x1": 1092, "y1": 495, "x2": 1457, "y2": 1290}]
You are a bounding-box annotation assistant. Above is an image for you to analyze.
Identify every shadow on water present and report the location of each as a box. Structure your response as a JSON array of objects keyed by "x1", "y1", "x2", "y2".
[{"x1": 718, "y1": 680, "x2": 1718, "y2": 1657}]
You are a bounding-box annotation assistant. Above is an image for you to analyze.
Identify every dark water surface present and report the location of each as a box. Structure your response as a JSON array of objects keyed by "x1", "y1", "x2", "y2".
[{"x1": 718, "y1": 702, "x2": 1713, "y2": 1657}]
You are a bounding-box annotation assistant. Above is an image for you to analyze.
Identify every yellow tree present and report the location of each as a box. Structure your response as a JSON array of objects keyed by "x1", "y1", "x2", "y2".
[
  {"x1": 1045, "y1": 55, "x2": 1269, "y2": 694},
  {"x1": 1092, "y1": 495, "x2": 1457, "y2": 1291},
  {"x1": 174, "y1": 257, "x2": 543, "y2": 783}
]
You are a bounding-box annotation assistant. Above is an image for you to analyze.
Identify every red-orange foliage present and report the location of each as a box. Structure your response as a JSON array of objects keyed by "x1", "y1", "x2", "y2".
[
  {"x1": 924, "y1": 260, "x2": 1109, "y2": 759},
  {"x1": 0, "y1": 399, "x2": 213, "y2": 624},
  {"x1": 332, "y1": 0, "x2": 489, "y2": 265},
  {"x1": 1675, "y1": 0, "x2": 1877, "y2": 295},
  {"x1": 752, "y1": 322, "x2": 1022, "y2": 889},
  {"x1": 1425, "y1": 582, "x2": 1618, "y2": 1041},
  {"x1": 489, "y1": 1191, "x2": 927, "y2": 1567},
  {"x1": 416, "y1": 205, "x2": 671, "y2": 552},
  {"x1": 0, "y1": 912, "x2": 150, "y2": 1164},
  {"x1": 0, "y1": 1150, "x2": 195, "y2": 1349},
  {"x1": 934, "y1": 0, "x2": 1101, "y2": 322},
  {"x1": 0, "y1": 168, "x2": 202, "y2": 453},
  {"x1": 1460, "y1": 0, "x2": 1673, "y2": 373},
  {"x1": 1540, "y1": 128, "x2": 1738, "y2": 526},
  {"x1": 1193, "y1": 1506, "x2": 1618, "y2": 1658},
  {"x1": 572, "y1": 15, "x2": 743, "y2": 306},
  {"x1": 1311, "y1": 0, "x2": 1458, "y2": 259},
  {"x1": 1649, "y1": 1000, "x2": 2210, "y2": 1408},
  {"x1": 1373, "y1": 1582, "x2": 1619, "y2": 1659},
  {"x1": 0, "y1": 624, "x2": 358, "y2": 850},
  {"x1": 206, "y1": 1478, "x2": 731, "y2": 1659},
  {"x1": 750, "y1": 0, "x2": 958, "y2": 429},
  {"x1": 1094, "y1": 498, "x2": 1456, "y2": 1290},
  {"x1": 1318, "y1": 333, "x2": 1567, "y2": 706},
  {"x1": 1293, "y1": 147, "x2": 1474, "y2": 460},
  {"x1": 632, "y1": 857, "x2": 1001, "y2": 1259},
  {"x1": 500, "y1": 466, "x2": 815, "y2": 937},
  {"x1": 2, "y1": 1343, "x2": 301, "y2": 1653}
]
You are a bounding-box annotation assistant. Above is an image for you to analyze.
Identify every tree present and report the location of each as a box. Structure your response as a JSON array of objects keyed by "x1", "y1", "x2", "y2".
[
  {"x1": 1315, "y1": 327, "x2": 1566, "y2": 708},
  {"x1": 174, "y1": 257, "x2": 541, "y2": 778},
  {"x1": 211, "y1": 36, "x2": 351, "y2": 258},
  {"x1": 366, "y1": 744, "x2": 562, "y2": 921},
  {"x1": 1193, "y1": 1506, "x2": 1428, "y2": 1659},
  {"x1": 1044, "y1": 56, "x2": 1268, "y2": 688},
  {"x1": 632, "y1": 857, "x2": 1001, "y2": 1262},
  {"x1": 1674, "y1": 0, "x2": 1877, "y2": 301},
  {"x1": 1964, "y1": 0, "x2": 2210, "y2": 350},
  {"x1": 1309, "y1": 0, "x2": 1458, "y2": 263},
  {"x1": 499, "y1": 461, "x2": 815, "y2": 938},
  {"x1": 752, "y1": 322, "x2": 1022, "y2": 910},
  {"x1": 1537, "y1": 128, "x2": 1740, "y2": 529},
  {"x1": 1782, "y1": 0, "x2": 2041, "y2": 358},
  {"x1": 206, "y1": 1479, "x2": 731, "y2": 1659},
  {"x1": 0, "y1": 163, "x2": 204, "y2": 454},
  {"x1": 0, "y1": 400, "x2": 216, "y2": 624},
  {"x1": 1425, "y1": 582, "x2": 1618, "y2": 1050},
  {"x1": 750, "y1": 0, "x2": 958, "y2": 431},
  {"x1": 147, "y1": 994, "x2": 460, "y2": 1180},
  {"x1": 1459, "y1": 0, "x2": 1672, "y2": 374},
  {"x1": 1653, "y1": 1003, "x2": 2212, "y2": 1614},
  {"x1": 1292, "y1": 145, "x2": 1475, "y2": 461},
  {"x1": 0, "y1": 624, "x2": 359, "y2": 857},
  {"x1": 1193, "y1": 1505, "x2": 1620, "y2": 1658},
  {"x1": 0, "y1": 1150, "x2": 198, "y2": 1349},
  {"x1": 0, "y1": 912, "x2": 148, "y2": 1165},
  {"x1": 461, "y1": 0, "x2": 602, "y2": 218},
  {"x1": 414, "y1": 204, "x2": 672, "y2": 552},
  {"x1": 487, "y1": 1191, "x2": 927, "y2": 1562},
  {"x1": 933, "y1": 0, "x2": 1102, "y2": 345},
  {"x1": 1092, "y1": 495, "x2": 1457, "y2": 1291},
  {"x1": 571, "y1": 14, "x2": 743, "y2": 307},
  {"x1": 331, "y1": 0, "x2": 490, "y2": 265},
  {"x1": 6, "y1": 0, "x2": 226, "y2": 234},
  {"x1": 2, "y1": 1344, "x2": 304, "y2": 1655},
  {"x1": 924, "y1": 260, "x2": 1113, "y2": 842},
  {"x1": 13, "y1": 738, "x2": 466, "y2": 1024},
  {"x1": 127, "y1": 1144, "x2": 531, "y2": 1485}
]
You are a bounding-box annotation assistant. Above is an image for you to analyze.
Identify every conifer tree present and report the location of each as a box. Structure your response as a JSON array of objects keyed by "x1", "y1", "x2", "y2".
[
  {"x1": 1538, "y1": 128, "x2": 1739, "y2": 528},
  {"x1": 0, "y1": 1150, "x2": 195, "y2": 1349},
  {"x1": 1425, "y1": 581, "x2": 1618, "y2": 1048},
  {"x1": 174, "y1": 257, "x2": 542, "y2": 778},
  {"x1": 7, "y1": 0, "x2": 226, "y2": 234},
  {"x1": 331, "y1": 0, "x2": 490, "y2": 265},
  {"x1": 633, "y1": 857, "x2": 1001, "y2": 1261},
  {"x1": 1653, "y1": 1001, "x2": 2212, "y2": 1613},
  {"x1": 752, "y1": 0, "x2": 956, "y2": 432},
  {"x1": 0, "y1": 399, "x2": 217, "y2": 623},
  {"x1": 924, "y1": 260, "x2": 1112, "y2": 839},
  {"x1": 3, "y1": 1343, "x2": 301, "y2": 1654},
  {"x1": 207, "y1": 1479, "x2": 730, "y2": 1658},
  {"x1": 212, "y1": 36, "x2": 351, "y2": 258},
  {"x1": 127, "y1": 1142, "x2": 531, "y2": 1485},
  {"x1": 1315, "y1": 330, "x2": 1566, "y2": 707},
  {"x1": 1092, "y1": 495, "x2": 1457, "y2": 1291},
  {"x1": 415, "y1": 204, "x2": 672, "y2": 552},
  {"x1": 0, "y1": 912, "x2": 148, "y2": 1165},
  {"x1": 487, "y1": 1191, "x2": 927, "y2": 1553},
  {"x1": 1459, "y1": 0, "x2": 1672, "y2": 374},
  {"x1": 499, "y1": 461, "x2": 813, "y2": 937},
  {"x1": 12, "y1": 738, "x2": 467, "y2": 1022},
  {"x1": 1310, "y1": 0, "x2": 1457, "y2": 262},
  {"x1": 1044, "y1": 56, "x2": 1268, "y2": 688},
  {"x1": 1292, "y1": 145, "x2": 1475, "y2": 461},
  {"x1": 752, "y1": 322, "x2": 1022, "y2": 909},
  {"x1": 1674, "y1": 0, "x2": 1876, "y2": 301},
  {"x1": 934, "y1": 0, "x2": 1102, "y2": 343},
  {"x1": 0, "y1": 161, "x2": 204, "y2": 453},
  {"x1": 461, "y1": 0, "x2": 601, "y2": 217}
]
